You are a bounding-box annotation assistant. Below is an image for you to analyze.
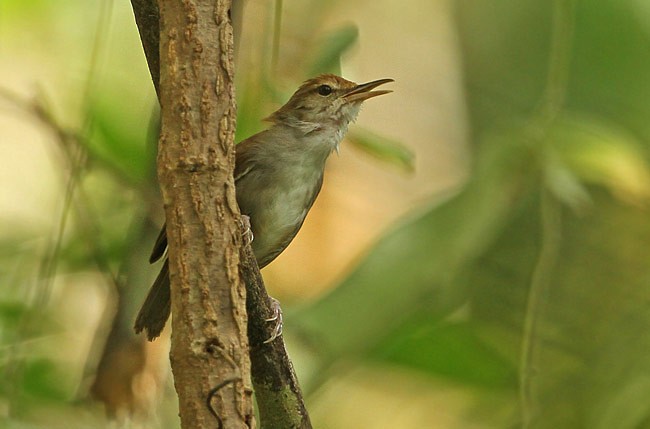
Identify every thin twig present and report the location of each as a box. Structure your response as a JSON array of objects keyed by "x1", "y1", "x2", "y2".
[
  {"x1": 519, "y1": 0, "x2": 576, "y2": 426},
  {"x1": 519, "y1": 190, "x2": 562, "y2": 427},
  {"x1": 271, "y1": 0, "x2": 283, "y2": 73}
]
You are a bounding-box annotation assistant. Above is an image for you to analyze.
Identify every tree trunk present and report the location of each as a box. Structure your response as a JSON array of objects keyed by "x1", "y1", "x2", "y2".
[{"x1": 156, "y1": 0, "x2": 253, "y2": 427}]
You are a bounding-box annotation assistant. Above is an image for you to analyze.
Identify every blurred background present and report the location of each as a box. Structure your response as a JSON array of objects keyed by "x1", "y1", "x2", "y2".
[{"x1": 2, "y1": 0, "x2": 650, "y2": 427}]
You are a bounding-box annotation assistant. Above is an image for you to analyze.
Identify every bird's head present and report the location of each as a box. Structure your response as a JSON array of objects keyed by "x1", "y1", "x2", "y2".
[{"x1": 266, "y1": 74, "x2": 393, "y2": 134}]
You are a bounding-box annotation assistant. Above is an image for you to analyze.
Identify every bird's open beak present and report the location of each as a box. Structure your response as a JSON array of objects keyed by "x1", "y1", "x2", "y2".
[{"x1": 344, "y1": 78, "x2": 394, "y2": 103}]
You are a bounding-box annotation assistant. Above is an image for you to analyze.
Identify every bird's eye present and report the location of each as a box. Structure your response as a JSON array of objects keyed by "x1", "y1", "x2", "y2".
[{"x1": 317, "y1": 85, "x2": 332, "y2": 96}]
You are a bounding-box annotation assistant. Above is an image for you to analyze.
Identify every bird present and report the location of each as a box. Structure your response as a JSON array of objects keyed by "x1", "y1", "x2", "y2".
[{"x1": 134, "y1": 74, "x2": 393, "y2": 340}]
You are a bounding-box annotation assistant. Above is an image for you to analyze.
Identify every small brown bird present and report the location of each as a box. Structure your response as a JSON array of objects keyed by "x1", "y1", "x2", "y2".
[{"x1": 134, "y1": 74, "x2": 393, "y2": 340}]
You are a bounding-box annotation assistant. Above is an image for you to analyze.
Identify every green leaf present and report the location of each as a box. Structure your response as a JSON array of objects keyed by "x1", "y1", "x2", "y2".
[
  {"x1": 86, "y1": 97, "x2": 156, "y2": 185},
  {"x1": 235, "y1": 75, "x2": 268, "y2": 142},
  {"x1": 590, "y1": 376, "x2": 650, "y2": 429},
  {"x1": 292, "y1": 131, "x2": 539, "y2": 360},
  {"x1": 0, "y1": 0, "x2": 51, "y2": 17},
  {"x1": 21, "y1": 359, "x2": 68, "y2": 401},
  {"x1": 464, "y1": 187, "x2": 650, "y2": 427},
  {"x1": 0, "y1": 302, "x2": 27, "y2": 329},
  {"x1": 308, "y1": 24, "x2": 359, "y2": 76},
  {"x1": 546, "y1": 116, "x2": 650, "y2": 205},
  {"x1": 373, "y1": 319, "x2": 517, "y2": 388},
  {"x1": 347, "y1": 128, "x2": 415, "y2": 172}
]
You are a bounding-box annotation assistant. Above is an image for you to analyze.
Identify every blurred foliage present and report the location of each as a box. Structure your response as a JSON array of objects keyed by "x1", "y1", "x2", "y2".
[
  {"x1": 347, "y1": 128, "x2": 415, "y2": 172},
  {"x1": 373, "y1": 318, "x2": 517, "y2": 389},
  {"x1": 307, "y1": 24, "x2": 358, "y2": 76},
  {"x1": 2, "y1": 0, "x2": 650, "y2": 428},
  {"x1": 87, "y1": 97, "x2": 156, "y2": 186},
  {"x1": 293, "y1": 0, "x2": 650, "y2": 428}
]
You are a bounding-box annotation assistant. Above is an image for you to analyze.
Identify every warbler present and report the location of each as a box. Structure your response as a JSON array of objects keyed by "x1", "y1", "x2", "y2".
[{"x1": 135, "y1": 74, "x2": 393, "y2": 340}]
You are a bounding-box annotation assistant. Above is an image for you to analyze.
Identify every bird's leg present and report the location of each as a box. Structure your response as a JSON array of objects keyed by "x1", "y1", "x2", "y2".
[
  {"x1": 239, "y1": 214, "x2": 254, "y2": 245},
  {"x1": 239, "y1": 214, "x2": 283, "y2": 343},
  {"x1": 263, "y1": 297, "x2": 283, "y2": 344}
]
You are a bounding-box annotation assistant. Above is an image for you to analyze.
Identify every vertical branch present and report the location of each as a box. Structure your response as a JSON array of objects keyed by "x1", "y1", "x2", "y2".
[
  {"x1": 130, "y1": 0, "x2": 312, "y2": 426},
  {"x1": 240, "y1": 244, "x2": 312, "y2": 428},
  {"x1": 156, "y1": 0, "x2": 253, "y2": 427}
]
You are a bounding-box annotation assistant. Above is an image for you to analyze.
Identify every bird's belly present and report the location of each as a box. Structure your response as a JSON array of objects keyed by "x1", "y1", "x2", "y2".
[{"x1": 249, "y1": 179, "x2": 319, "y2": 267}]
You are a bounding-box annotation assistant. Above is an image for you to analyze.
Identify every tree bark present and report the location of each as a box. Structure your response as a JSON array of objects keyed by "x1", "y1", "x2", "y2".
[
  {"x1": 130, "y1": 0, "x2": 312, "y2": 426},
  {"x1": 156, "y1": 0, "x2": 253, "y2": 427},
  {"x1": 240, "y1": 244, "x2": 312, "y2": 428}
]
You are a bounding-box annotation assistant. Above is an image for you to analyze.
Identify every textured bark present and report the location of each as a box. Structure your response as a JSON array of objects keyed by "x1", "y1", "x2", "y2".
[
  {"x1": 130, "y1": 0, "x2": 311, "y2": 427},
  {"x1": 240, "y1": 244, "x2": 312, "y2": 428},
  {"x1": 155, "y1": 0, "x2": 253, "y2": 428}
]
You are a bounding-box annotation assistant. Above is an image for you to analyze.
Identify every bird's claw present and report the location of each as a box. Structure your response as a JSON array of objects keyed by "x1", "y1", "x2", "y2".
[
  {"x1": 263, "y1": 297, "x2": 283, "y2": 344},
  {"x1": 240, "y1": 215, "x2": 254, "y2": 245}
]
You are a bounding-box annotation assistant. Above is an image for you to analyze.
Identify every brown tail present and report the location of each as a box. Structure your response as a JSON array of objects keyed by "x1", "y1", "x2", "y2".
[{"x1": 134, "y1": 259, "x2": 171, "y2": 341}]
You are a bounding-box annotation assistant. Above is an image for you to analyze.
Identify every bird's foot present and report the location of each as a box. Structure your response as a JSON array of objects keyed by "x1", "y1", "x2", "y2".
[
  {"x1": 239, "y1": 214, "x2": 254, "y2": 245},
  {"x1": 263, "y1": 297, "x2": 283, "y2": 344}
]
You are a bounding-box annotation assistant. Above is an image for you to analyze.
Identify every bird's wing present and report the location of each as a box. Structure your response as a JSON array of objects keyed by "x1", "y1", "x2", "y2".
[
  {"x1": 150, "y1": 137, "x2": 260, "y2": 264},
  {"x1": 234, "y1": 136, "x2": 260, "y2": 184}
]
